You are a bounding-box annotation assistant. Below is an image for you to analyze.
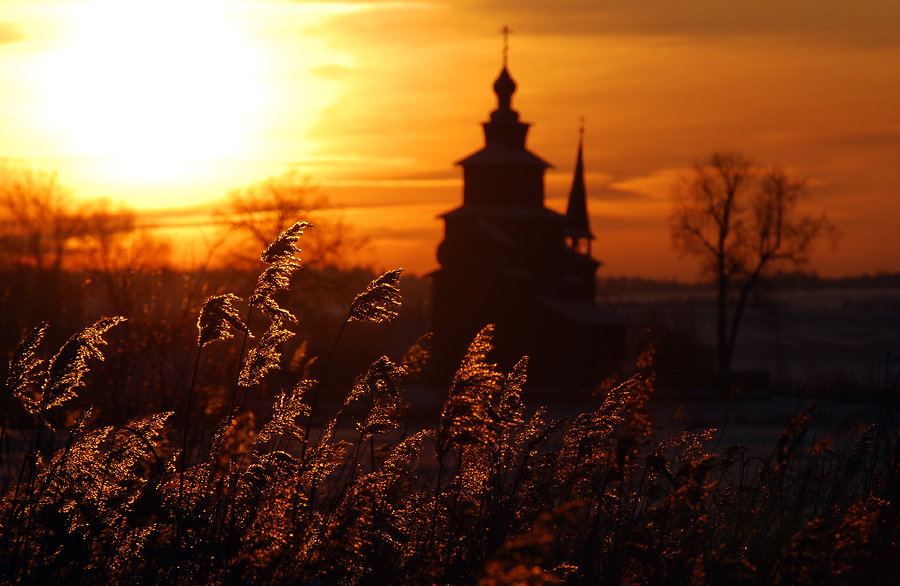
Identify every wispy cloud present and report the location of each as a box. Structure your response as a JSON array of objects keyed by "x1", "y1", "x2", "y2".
[
  {"x1": 609, "y1": 168, "x2": 688, "y2": 202},
  {"x1": 824, "y1": 129, "x2": 900, "y2": 149},
  {"x1": 590, "y1": 184, "x2": 653, "y2": 202},
  {"x1": 311, "y1": 63, "x2": 354, "y2": 80},
  {"x1": 475, "y1": 0, "x2": 900, "y2": 47},
  {"x1": 0, "y1": 22, "x2": 25, "y2": 45}
]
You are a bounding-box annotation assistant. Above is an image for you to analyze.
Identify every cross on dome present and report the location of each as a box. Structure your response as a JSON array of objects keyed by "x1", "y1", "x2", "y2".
[{"x1": 499, "y1": 25, "x2": 513, "y2": 66}]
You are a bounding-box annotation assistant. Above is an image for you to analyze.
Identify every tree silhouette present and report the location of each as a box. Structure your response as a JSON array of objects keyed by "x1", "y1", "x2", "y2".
[
  {"x1": 671, "y1": 151, "x2": 835, "y2": 374},
  {"x1": 217, "y1": 166, "x2": 365, "y2": 270},
  {"x1": 75, "y1": 199, "x2": 171, "y2": 316},
  {"x1": 0, "y1": 160, "x2": 85, "y2": 271},
  {"x1": 0, "y1": 161, "x2": 167, "y2": 277}
]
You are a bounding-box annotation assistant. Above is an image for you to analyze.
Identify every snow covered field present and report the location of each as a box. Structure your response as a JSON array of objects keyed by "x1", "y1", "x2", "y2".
[{"x1": 613, "y1": 286, "x2": 900, "y2": 395}]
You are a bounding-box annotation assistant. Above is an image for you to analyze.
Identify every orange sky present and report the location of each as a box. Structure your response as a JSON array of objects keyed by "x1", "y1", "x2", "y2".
[{"x1": 2, "y1": 1, "x2": 899, "y2": 279}]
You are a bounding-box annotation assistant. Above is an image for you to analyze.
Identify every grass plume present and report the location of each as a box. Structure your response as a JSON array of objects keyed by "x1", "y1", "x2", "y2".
[
  {"x1": 0, "y1": 229, "x2": 896, "y2": 586},
  {"x1": 197, "y1": 293, "x2": 250, "y2": 348},
  {"x1": 348, "y1": 268, "x2": 402, "y2": 324}
]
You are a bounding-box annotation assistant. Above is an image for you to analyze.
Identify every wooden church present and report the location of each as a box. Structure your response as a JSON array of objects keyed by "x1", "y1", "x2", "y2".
[{"x1": 431, "y1": 59, "x2": 627, "y2": 389}]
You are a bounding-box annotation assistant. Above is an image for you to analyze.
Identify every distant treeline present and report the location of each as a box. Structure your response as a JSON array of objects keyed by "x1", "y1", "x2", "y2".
[{"x1": 599, "y1": 271, "x2": 900, "y2": 295}]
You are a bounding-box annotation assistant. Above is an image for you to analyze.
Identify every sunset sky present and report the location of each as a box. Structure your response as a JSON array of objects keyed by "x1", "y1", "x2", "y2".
[{"x1": 1, "y1": 1, "x2": 898, "y2": 279}]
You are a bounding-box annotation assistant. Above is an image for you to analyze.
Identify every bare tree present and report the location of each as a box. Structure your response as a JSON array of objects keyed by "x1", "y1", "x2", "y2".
[
  {"x1": 74, "y1": 199, "x2": 172, "y2": 315},
  {"x1": 1, "y1": 162, "x2": 169, "y2": 274},
  {"x1": 0, "y1": 159, "x2": 86, "y2": 271},
  {"x1": 671, "y1": 152, "x2": 835, "y2": 374},
  {"x1": 217, "y1": 166, "x2": 365, "y2": 269},
  {"x1": 76, "y1": 199, "x2": 169, "y2": 272}
]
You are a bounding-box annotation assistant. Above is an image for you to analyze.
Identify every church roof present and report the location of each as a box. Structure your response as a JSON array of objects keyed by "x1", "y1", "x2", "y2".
[
  {"x1": 493, "y1": 66, "x2": 516, "y2": 111},
  {"x1": 455, "y1": 65, "x2": 551, "y2": 168},
  {"x1": 455, "y1": 144, "x2": 551, "y2": 168},
  {"x1": 564, "y1": 137, "x2": 594, "y2": 240}
]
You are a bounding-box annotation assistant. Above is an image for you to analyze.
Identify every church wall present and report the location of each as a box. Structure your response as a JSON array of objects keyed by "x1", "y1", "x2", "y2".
[
  {"x1": 432, "y1": 262, "x2": 626, "y2": 389},
  {"x1": 462, "y1": 165, "x2": 544, "y2": 208},
  {"x1": 438, "y1": 212, "x2": 573, "y2": 297}
]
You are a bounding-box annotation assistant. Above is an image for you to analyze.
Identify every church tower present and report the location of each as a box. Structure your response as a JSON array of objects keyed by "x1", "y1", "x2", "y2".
[
  {"x1": 563, "y1": 127, "x2": 601, "y2": 302},
  {"x1": 431, "y1": 49, "x2": 626, "y2": 389},
  {"x1": 565, "y1": 126, "x2": 594, "y2": 255}
]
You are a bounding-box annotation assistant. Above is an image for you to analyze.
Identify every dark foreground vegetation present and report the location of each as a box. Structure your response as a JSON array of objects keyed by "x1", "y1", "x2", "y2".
[{"x1": 1, "y1": 224, "x2": 899, "y2": 585}]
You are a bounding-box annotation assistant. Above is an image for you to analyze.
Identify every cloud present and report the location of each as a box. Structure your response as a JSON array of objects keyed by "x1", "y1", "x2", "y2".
[
  {"x1": 474, "y1": 0, "x2": 900, "y2": 47},
  {"x1": 0, "y1": 22, "x2": 25, "y2": 46},
  {"x1": 589, "y1": 213, "x2": 657, "y2": 231},
  {"x1": 590, "y1": 184, "x2": 651, "y2": 202},
  {"x1": 825, "y1": 129, "x2": 900, "y2": 149},
  {"x1": 383, "y1": 168, "x2": 460, "y2": 181},
  {"x1": 311, "y1": 63, "x2": 353, "y2": 80},
  {"x1": 610, "y1": 168, "x2": 689, "y2": 201},
  {"x1": 136, "y1": 203, "x2": 223, "y2": 228},
  {"x1": 288, "y1": 0, "x2": 433, "y2": 3}
]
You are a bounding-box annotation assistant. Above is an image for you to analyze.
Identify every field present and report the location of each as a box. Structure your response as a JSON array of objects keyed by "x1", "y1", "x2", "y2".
[{"x1": 606, "y1": 281, "x2": 900, "y2": 397}]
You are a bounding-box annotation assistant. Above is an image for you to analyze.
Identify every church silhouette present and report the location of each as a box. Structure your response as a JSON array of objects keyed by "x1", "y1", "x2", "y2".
[{"x1": 431, "y1": 59, "x2": 628, "y2": 390}]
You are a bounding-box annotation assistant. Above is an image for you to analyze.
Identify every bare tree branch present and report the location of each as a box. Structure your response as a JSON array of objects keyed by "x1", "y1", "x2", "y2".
[
  {"x1": 215, "y1": 166, "x2": 366, "y2": 270},
  {"x1": 670, "y1": 152, "x2": 836, "y2": 375}
]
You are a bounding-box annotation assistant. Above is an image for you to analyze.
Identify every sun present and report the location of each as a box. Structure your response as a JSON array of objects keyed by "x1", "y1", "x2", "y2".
[{"x1": 35, "y1": 0, "x2": 271, "y2": 184}]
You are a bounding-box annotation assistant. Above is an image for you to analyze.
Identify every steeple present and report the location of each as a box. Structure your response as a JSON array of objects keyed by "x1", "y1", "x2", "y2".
[
  {"x1": 482, "y1": 63, "x2": 528, "y2": 148},
  {"x1": 475, "y1": 26, "x2": 530, "y2": 149},
  {"x1": 453, "y1": 32, "x2": 549, "y2": 208},
  {"x1": 492, "y1": 25, "x2": 516, "y2": 116},
  {"x1": 565, "y1": 121, "x2": 594, "y2": 255}
]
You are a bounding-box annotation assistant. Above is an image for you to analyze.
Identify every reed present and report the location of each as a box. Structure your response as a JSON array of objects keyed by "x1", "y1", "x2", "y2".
[{"x1": 0, "y1": 225, "x2": 896, "y2": 585}]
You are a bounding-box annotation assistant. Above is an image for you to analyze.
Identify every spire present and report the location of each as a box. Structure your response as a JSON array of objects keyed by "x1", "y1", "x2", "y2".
[
  {"x1": 565, "y1": 120, "x2": 594, "y2": 245},
  {"x1": 492, "y1": 26, "x2": 518, "y2": 119},
  {"x1": 474, "y1": 26, "x2": 531, "y2": 150}
]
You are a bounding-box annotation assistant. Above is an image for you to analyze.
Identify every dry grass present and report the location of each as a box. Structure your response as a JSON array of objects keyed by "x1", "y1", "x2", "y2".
[{"x1": 1, "y1": 223, "x2": 898, "y2": 585}]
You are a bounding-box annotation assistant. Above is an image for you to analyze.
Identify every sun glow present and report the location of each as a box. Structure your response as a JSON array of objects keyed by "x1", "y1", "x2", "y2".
[
  {"x1": 34, "y1": 0, "x2": 271, "y2": 183},
  {"x1": 32, "y1": 1, "x2": 293, "y2": 186}
]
